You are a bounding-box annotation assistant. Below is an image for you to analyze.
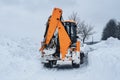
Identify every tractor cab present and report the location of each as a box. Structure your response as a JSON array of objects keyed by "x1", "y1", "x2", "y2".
[{"x1": 64, "y1": 20, "x2": 77, "y2": 44}]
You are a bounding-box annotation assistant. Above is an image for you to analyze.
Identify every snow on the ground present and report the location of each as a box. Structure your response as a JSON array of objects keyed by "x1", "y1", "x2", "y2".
[
  {"x1": 0, "y1": 36, "x2": 120, "y2": 80},
  {"x1": 0, "y1": 36, "x2": 41, "y2": 80},
  {"x1": 87, "y1": 37, "x2": 120, "y2": 80}
]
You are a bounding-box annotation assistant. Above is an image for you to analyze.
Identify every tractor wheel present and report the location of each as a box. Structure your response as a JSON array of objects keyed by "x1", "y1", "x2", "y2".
[
  {"x1": 80, "y1": 52, "x2": 85, "y2": 64},
  {"x1": 44, "y1": 61, "x2": 53, "y2": 68},
  {"x1": 72, "y1": 61, "x2": 80, "y2": 68}
]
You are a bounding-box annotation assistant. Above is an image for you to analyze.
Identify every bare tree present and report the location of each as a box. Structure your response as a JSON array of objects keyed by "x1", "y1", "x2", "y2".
[
  {"x1": 68, "y1": 12, "x2": 94, "y2": 43},
  {"x1": 68, "y1": 12, "x2": 80, "y2": 25},
  {"x1": 81, "y1": 22, "x2": 94, "y2": 43},
  {"x1": 68, "y1": 12, "x2": 82, "y2": 32}
]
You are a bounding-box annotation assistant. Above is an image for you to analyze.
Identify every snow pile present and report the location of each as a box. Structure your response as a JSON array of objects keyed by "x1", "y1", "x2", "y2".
[
  {"x1": 0, "y1": 36, "x2": 120, "y2": 80},
  {"x1": 0, "y1": 36, "x2": 41, "y2": 80},
  {"x1": 88, "y1": 37, "x2": 120, "y2": 80}
]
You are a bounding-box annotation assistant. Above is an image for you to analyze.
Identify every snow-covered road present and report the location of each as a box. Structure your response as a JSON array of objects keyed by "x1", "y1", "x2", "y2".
[{"x1": 0, "y1": 36, "x2": 120, "y2": 80}]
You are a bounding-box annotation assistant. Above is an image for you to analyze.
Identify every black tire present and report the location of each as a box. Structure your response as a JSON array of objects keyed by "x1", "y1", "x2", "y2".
[
  {"x1": 72, "y1": 61, "x2": 80, "y2": 68},
  {"x1": 44, "y1": 61, "x2": 53, "y2": 68},
  {"x1": 80, "y1": 52, "x2": 85, "y2": 64}
]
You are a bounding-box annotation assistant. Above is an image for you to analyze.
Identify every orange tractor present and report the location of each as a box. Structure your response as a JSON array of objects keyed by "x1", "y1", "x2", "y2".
[{"x1": 40, "y1": 8, "x2": 84, "y2": 68}]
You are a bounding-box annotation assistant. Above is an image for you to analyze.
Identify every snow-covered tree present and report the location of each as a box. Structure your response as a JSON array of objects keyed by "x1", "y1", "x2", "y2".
[
  {"x1": 116, "y1": 22, "x2": 120, "y2": 40},
  {"x1": 102, "y1": 19, "x2": 117, "y2": 40}
]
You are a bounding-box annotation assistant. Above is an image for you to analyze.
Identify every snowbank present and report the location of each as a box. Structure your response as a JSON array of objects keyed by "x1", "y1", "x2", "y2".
[
  {"x1": 0, "y1": 36, "x2": 41, "y2": 80},
  {"x1": 88, "y1": 37, "x2": 120, "y2": 80}
]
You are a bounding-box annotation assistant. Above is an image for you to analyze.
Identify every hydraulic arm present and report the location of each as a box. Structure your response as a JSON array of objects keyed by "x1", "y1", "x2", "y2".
[{"x1": 40, "y1": 8, "x2": 71, "y2": 59}]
